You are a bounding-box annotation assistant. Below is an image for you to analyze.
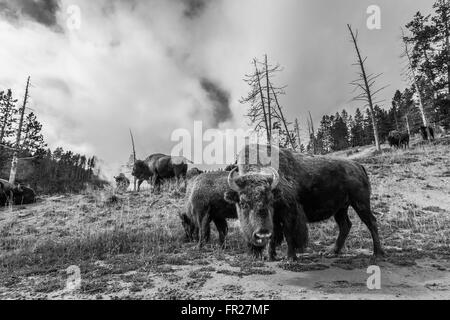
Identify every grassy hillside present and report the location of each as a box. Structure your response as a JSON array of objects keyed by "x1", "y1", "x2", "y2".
[{"x1": 0, "y1": 137, "x2": 449, "y2": 299}]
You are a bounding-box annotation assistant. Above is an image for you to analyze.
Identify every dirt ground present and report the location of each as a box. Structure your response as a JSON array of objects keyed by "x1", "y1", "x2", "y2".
[{"x1": 0, "y1": 137, "x2": 449, "y2": 300}]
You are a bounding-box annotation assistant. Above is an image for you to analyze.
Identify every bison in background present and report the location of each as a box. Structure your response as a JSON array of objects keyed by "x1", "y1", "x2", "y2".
[
  {"x1": 420, "y1": 126, "x2": 435, "y2": 141},
  {"x1": 180, "y1": 171, "x2": 237, "y2": 246},
  {"x1": 132, "y1": 153, "x2": 191, "y2": 191},
  {"x1": 0, "y1": 179, "x2": 36, "y2": 206},
  {"x1": 114, "y1": 173, "x2": 130, "y2": 192},
  {"x1": 388, "y1": 131, "x2": 409, "y2": 149},
  {"x1": 225, "y1": 144, "x2": 384, "y2": 261}
]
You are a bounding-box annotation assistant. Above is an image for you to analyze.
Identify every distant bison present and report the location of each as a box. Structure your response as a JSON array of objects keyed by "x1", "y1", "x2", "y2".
[
  {"x1": 225, "y1": 144, "x2": 384, "y2": 261},
  {"x1": 399, "y1": 133, "x2": 410, "y2": 149},
  {"x1": 114, "y1": 173, "x2": 130, "y2": 192},
  {"x1": 388, "y1": 131, "x2": 409, "y2": 149},
  {"x1": 132, "y1": 154, "x2": 191, "y2": 191},
  {"x1": 180, "y1": 171, "x2": 237, "y2": 246},
  {"x1": 186, "y1": 167, "x2": 203, "y2": 180},
  {"x1": 420, "y1": 126, "x2": 435, "y2": 141},
  {"x1": 0, "y1": 179, "x2": 36, "y2": 206}
]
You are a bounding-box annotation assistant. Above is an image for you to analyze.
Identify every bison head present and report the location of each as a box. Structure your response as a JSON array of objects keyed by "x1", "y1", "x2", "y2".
[
  {"x1": 132, "y1": 160, "x2": 151, "y2": 180},
  {"x1": 224, "y1": 167, "x2": 279, "y2": 248}
]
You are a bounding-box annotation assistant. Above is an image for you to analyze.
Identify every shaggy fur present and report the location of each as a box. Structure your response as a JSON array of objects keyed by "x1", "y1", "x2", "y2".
[
  {"x1": 181, "y1": 171, "x2": 237, "y2": 246},
  {"x1": 225, "y1": 144, "x2": 384, "y2": 261}
]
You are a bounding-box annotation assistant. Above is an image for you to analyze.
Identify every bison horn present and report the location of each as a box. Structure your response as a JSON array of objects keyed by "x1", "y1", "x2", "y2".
[
  {"x1": 227, "y1": 167, "x2": 240, "y2": 192},
  {"x1": 267, "y1": 167, "x2": 280, "y2": 190}
]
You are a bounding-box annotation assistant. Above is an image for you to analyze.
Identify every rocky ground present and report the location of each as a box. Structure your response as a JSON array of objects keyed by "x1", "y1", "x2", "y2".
[{"x1": 0, "y1": 137, "x2": 449, "y2": 300}]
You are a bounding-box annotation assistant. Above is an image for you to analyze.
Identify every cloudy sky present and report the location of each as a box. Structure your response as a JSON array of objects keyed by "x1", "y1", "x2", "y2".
[{"x1": 0, "y1": 0, "x2": 436, "y2": 175}]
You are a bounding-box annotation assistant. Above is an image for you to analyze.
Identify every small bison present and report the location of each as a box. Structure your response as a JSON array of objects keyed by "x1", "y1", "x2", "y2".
[
  {"x1": 180, "y1": 171, "x2": 237, "y2": 246},
  {"x1": 224, "y1": 144, "x2": 384, "y2": 261},
  {"x1": 388, "y1": 131, "x2": 409, "y2": 149},
  {"x1": 132, "y1": 154, "x2": 191, "y2": 191},
  {"x1": 114, "y1": 173, "x2": 130, "y2": 192}
]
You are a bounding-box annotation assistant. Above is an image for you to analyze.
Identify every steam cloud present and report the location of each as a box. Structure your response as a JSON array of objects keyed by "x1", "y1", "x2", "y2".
[
  {"x1": 200, "y1": 78, "x2": 233, "y2": 128},
  {"x1": 0, "y1": 0, "x2": 61, "y2": 28}
]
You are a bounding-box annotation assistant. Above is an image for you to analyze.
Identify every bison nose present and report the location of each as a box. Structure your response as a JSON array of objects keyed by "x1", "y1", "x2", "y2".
[{"x1": 253, "y1": 229, "x2": 272, "y2": 244}]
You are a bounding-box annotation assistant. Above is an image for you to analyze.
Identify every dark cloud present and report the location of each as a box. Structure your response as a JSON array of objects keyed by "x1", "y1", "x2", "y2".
[
  {"x1": 182, "y1": 0, "x2": 207, "y2": 19},
  {"x1": 0, "y1": 0, "x2": 60, "y2": 28},
  {"x1": 200, "y1": 78, "x2": 232, "y2": 127}
]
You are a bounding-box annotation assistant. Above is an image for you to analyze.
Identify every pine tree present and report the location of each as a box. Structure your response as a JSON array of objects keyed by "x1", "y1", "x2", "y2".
[{"x1": 0, "y1": 89, "x2": 18, "y2": 144}]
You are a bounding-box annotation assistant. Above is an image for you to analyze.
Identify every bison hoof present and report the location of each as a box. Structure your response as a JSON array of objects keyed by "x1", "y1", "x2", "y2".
[{"x1": 287, "y1": 255, "x2": 297, "y2": 262}]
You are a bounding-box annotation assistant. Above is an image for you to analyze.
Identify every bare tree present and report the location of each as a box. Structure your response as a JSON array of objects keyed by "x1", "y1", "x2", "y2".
[
  {"x1": 307, "y1": 111, "x2": 316, "y2": 154},
  {"x1": 9, "y1": 76, "x2": 30, "y2": 184},
  {"x1": 347, "y1": 24, "x2": 387, "y2": 151},
  {"x1": 294, "y1": 118, "x2": 301, "y2": 151},
  {"x1": 241, "y1": 55, "x2": 292, "y2": 146},
  {"x1": 129, "y1": 129, "x2": 137, "y2": 191}
]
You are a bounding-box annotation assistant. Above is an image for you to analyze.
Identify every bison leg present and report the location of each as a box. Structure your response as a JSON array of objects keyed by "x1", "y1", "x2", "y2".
[
  {"x1": 137, "y1": 179, "x2": 144, "y2": 192},
  {"x1": 213, "y1": 218, "x2": 228, "y2": 247},
  {"x1": 198, "y1": 213, "x2": 212, "y2": 248},
  {"x1": 351, "y1": 201, "x2": 385, "y2": 257},
  {"x1": 333, "y1": 207, "x2": 352, "y2": 254}
]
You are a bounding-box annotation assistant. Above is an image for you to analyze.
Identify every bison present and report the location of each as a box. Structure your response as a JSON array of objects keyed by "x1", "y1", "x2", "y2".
[
  {"x1": 132, "y1": 154, "x2": 190, "y2": 191},
  {"x1": 420, "y1": 126, "x2": 435, "y2": 141},
  {"x1": 399, "y1": 133, "x2": 410, "y2": 149},
  {"x1": 180, "y1": 171, "x2": 237, "y2": 246},
  {"x1": 186, "y1": 167, "x2": 204, "y2": 180},
  {"x1": 114, "y1": 173, "x2": 130, "y2": 192},
  {"x1": 0, "y1": 179, "x2": 36, "y2": 206},
  {"x1": 387, "y1": 130, "x2": 401, "y2": 148},
  {"x1": 224, "y1": 144, "x2": 384, "y2": 261}
]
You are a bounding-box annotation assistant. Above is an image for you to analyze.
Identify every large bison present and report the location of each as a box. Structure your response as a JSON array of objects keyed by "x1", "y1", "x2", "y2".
[
  {"x1": 0, "y1": 179, "x2": 36, "y2": 206},
  {"x1": 224, "y1": 144, "x2": 384, "y2": 261},
  {"x1": 180, "y1": 171, "x2": 237, "y2": 246},
  {"x1": 132, "y1": 154, "x2": 190, "y2": 191}
]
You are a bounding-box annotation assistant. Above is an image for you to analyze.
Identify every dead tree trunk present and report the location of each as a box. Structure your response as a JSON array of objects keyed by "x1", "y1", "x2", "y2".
[
  {"x1": 308, "y1": 111, "x2": 316, "y2": 154},
  {"x1": 294, "y1": 118, "x2": 301, "y2": 151},
  {"x1": 347, "y1": 24, "x2": 381, "y2": 151},
  {"x1": 405, "y1": 114, "x2": 411, "y2": 137},
  {"x1": 269, "y1": 83, "x2": 295, "y2": 150},
  {"x1": 254, "y1": 60, "x2": 270, "y2": 143},
  {"x1": 401, "y1": 28, "x2": 432, "y2": 140},
  {"x1": 129, "y1": 129, "x2": 137, "y2": 192},
  {"x1": 265, "y1": 55, "x2": 272, "y2": 141},
  {"x1": 9, "y1": 76, "x2": 30, "y2": 184}
]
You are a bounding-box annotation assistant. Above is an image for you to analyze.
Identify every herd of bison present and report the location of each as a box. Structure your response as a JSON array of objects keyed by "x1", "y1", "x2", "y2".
[{"x1": 0, "y1": 125, "x2": 437, "y2": 262}]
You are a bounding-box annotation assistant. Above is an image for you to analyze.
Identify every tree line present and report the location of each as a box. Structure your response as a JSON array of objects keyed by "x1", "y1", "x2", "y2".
[
  {"x1": 241, "y1": 1, "x2": 449, "y2": 155},
  {"x1": 1, "y1": 79, "x2": 106, "y2": 194}
]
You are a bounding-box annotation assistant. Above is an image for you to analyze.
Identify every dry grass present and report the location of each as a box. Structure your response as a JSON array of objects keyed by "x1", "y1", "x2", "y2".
[{"x1": 0, "y1": 137, "x2": 449, "y2": 298}]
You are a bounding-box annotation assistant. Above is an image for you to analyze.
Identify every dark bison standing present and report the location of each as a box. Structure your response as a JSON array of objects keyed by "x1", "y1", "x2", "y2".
[
  {"x1": 420, "y1": 126, "x2": 435, "y2": 141},
  {"x1": 180, "y1": 171, "x2": 237, "y2": 246},
  {"x1": 224, "y1": 144, "x2": 384, "y2": 261},
  {"x1": 0, "y1": 179, "x2": 36, "y2": 206},
  {"x1": 132, "y1": 153, "x2": 190, "y2": 191},
  {"x1": 399, "y1": 133, "x2": 410, "y2": 149},
  {"x1": 388, "y1": 131, "x2": 409, "y2": 149}
]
